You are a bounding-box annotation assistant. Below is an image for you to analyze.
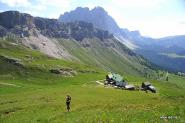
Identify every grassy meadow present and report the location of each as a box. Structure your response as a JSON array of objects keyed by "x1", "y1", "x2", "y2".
[{"x1": 0, "y1": 41, "x2": 185, "y2": 123}]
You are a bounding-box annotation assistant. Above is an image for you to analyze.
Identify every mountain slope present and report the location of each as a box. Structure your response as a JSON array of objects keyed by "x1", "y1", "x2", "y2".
[
  {"x1": 59, "y1": 7, "x2": 138, "y2": 50},
  {"x1": 58, "y1": 38, "x2": 153, "y2": 75},
  {"x1": 0, "y1": 11, "x2": 156, "y2": 76},
  {"x1": 134, "y1": 35, "x2": 185, "y2": 72},
  {"x1": 1, "y1": 39, "x2": 185, "y2": 123},
  {"x1": 59, "y1": 7, "x2": 185, "y2": 72}
]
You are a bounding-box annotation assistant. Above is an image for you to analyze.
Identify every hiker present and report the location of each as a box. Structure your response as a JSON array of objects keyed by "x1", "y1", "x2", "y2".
[{"x1": 66, "y1": 95, "x2": 71, "y2": 112}]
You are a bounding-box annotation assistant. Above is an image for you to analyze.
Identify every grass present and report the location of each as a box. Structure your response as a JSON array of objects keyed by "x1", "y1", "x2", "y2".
[
  {"x1": 58, "y1": 38, "x2": 154, "y2": 76},
  {"x1": 0, "y1": 40, "x2": 185, "y2": 123},
  {"x1": 0, "y1": 75, "x2": 185, "y2": 123}
]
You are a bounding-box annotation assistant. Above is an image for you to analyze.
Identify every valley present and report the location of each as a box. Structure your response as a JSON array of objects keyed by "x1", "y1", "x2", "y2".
[
  {"x1": 0, "y1": 37, "x2": 185, "y2": 123},
  {"x1": 0, "y1": 7, "x2": 185, "y2": 123}
]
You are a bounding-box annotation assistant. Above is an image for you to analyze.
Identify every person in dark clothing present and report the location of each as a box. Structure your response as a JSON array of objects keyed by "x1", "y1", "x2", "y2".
[{"x1": 66, "y1": 95, "x2": 71, "y2": 112}]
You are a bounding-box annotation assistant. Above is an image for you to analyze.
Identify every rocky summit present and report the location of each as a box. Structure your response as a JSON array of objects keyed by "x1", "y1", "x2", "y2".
[{"x1": 0, "y1": 11, "x2": 112, "y2": 41}]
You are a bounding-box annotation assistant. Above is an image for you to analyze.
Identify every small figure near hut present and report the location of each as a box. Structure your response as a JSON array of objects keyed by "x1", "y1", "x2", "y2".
[{"x1": 66, "y1": 95, "x2": 71, "y2": 112}]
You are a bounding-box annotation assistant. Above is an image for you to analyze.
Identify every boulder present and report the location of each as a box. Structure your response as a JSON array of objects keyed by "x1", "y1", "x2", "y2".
[
  {"x1": 49, "y1": 68, "x2": 77, "y2": 76},
  {"x1": 0, "y1": 55, "x2": 24, "y2": 67}
]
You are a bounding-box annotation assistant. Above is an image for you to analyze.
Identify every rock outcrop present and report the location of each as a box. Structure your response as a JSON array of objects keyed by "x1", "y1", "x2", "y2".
[
  {"x1": 0, "y1": 55, "x2": 24, "y2": 67},
  {"x1": 50, "y1": 68, "x2": 77, "y2": 76},
  {"x1": 0, "y1": 11, "x2": 113, "y2": 41},
  {"x1": 59, "y1": 7, "x2": 120, "y2": 34}
]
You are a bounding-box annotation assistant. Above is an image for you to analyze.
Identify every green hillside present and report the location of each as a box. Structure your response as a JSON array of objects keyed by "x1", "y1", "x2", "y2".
[
  {"x1": 0, "y1": 10, "x2": 156, "y2": 78},
  {"x1": 58, "y1": 38, "x2": 155, "y2": 76},
  {"x1": 0, "y1": 40, "x2": 185, "y2": 123},
  {"x1": 0, "y1": 40, "x2": 105, "y2": 84}
]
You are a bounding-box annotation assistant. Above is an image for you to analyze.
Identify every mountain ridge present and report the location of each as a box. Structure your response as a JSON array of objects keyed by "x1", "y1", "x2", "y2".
[
  {"x1": 0, "y1": 10, "x2": 156, "y2": 76},
  {"x1": 59, "y1": 7, "x2": 120, "y2": 34},
  {"x1": 59, "y1": 6, "x2": 185, "y2": 72}
]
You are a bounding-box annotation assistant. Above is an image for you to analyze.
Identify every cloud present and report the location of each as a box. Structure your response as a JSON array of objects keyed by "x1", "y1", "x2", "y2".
[
  {"x1": 0, "y1": 0, "x2": 72, "y2": 18},
  {"x1": 109, "y1": 0, "x2": 166, "y2": 8},
  {"x1": 32, "y1": 4, "x2": 46, "y2": 12},
  {"x1": 47, "y1": 12, "x2": 61, "y2": 18},
  {"x1": 23, "y1": 2, "x2": 47, "y2": 17},
  {"x1": 130, "y1": 17, "x2": 185, "y2": 38},
  {"x1": 36, "y1": 0, "x2": 71, "y2": 8},
  {"x1": 0, "y1": 0, "x2": 31, "y2": 7},
  {"x1": 180, "y1": 21, "x2": 185, "y2": 25},
  {"x1": 28, "y1": 0, "x2": 73, "y2": 18}
]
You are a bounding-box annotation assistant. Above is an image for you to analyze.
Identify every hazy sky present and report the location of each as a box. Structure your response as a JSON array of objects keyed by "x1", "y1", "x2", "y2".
[{"x1": 0, "y1": 0, "x2": 185, "y2": 38}]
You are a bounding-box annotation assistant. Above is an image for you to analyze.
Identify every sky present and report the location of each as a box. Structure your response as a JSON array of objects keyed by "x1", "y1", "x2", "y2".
[{"x1": 0, "y1": 0, "x2": 185, "y2": 38}]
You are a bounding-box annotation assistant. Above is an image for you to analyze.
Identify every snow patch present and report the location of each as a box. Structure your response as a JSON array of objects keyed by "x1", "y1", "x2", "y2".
[{"x1": 114, "y1": 35, "x2": 138, "y2": 50}]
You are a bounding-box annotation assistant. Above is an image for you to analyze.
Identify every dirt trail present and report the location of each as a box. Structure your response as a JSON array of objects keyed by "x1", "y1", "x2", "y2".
[
  {"x1": 95, "y1": 80, "x2": 104, "y2": 85},
  {"x1": 0, "y1": 82, "x2": 21, "y2": 87},
  {"x1": 81, "y1": 80, "x2": 104, "y2": 87}
]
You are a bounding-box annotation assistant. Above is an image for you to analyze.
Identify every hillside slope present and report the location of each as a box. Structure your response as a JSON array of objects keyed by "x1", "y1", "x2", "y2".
[
  {"x1": 58, "y1": 38, "x2": 153, "y2": 75},
  {"x1": 134, "y1": 35, "x2": 185, "y2": 72},
  {"x1": 0, "y1": 11, "x2": 155, "y2": 76},
  {"x1": 59, "y1": 7, "x2": 138, "y2": 50},
  {"x1": 0, "y1": 40, "x2": 185, "y2": 123},
  {"x1": 0, "y1": 10, "x2": 185, "y2": 123},
  {"x1": 59, "y1": 6, "x2": 185, "y2": 73}
]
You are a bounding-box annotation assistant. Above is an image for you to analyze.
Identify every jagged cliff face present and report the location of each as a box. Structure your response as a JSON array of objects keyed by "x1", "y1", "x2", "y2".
[
  {"x1": 58, "y1": 7, "x2": 143, "y2": 46},
  {"x1": 0, "y1": 11, "x2": 76, "y2": 59},
  {"x1": 0, "y1": 11, "x2": 112, "y2": 41},
  {"x1": 0, "y1": 11, "x2": 34, "y2": 29},
  {"x1": 59, "y1": 7, "x2": 120, "y2": 34},
  {"x1": 0, "y1": 11, "x2": 113, "y2": 59},
  {"x1": 34, "y1": 18, "x2": 112, "y2": 41}
]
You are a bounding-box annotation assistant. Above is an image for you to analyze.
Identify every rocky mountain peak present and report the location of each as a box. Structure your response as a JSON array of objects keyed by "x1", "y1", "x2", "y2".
[
  {"x1": 0, "y1": 11, "x2": 34, "y2": 29},
  {"x1": 75, "y1": 7, "x2": 90, "y2": 11},
  {"x1": 59, "y1": 6, "x2": 120, "y2": 34},
  {"x1": 91, "y1": 6, "x2": 107, "y2": 14}
]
